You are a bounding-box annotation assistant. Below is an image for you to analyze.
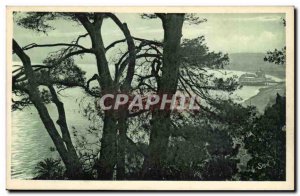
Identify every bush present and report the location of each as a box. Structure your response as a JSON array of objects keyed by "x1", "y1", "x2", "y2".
[{"x1": 33, "y1": 158, "x2": 65, "y2": 180}]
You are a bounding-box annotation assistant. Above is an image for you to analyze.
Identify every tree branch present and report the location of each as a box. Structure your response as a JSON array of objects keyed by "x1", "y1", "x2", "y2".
[
  {"x1": 22, "y1": 42, "x2": 88, "y2": 51},
  {"x1": 55, "y1": 49, "x2": 94, "y2": 64},
  {"x1": 106, "y1": 13, "x2": 136, "y2": 90},
  {"x1": 105, "y1": 39, "x2": 126, "y2": 52}
]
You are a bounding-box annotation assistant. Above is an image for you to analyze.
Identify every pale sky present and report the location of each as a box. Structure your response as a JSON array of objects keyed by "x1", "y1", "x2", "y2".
[{"x1": 13, "y1": 13, "x2": 286, "y2": 63}]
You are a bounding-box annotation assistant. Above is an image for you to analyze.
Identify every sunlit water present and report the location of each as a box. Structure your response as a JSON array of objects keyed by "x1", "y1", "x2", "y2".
[
  {"x1": 11, "y1": 88, "x2": 94, "y2": 179},
  {"x1": 11, "y1": 68, "x2": 284, "y2": 179}
]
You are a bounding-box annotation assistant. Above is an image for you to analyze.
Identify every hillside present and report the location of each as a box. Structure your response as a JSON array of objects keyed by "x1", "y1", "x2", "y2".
[
  {"x1": 226, "y1": 53, "x2": 286, "y2": 79},
  {"x1": 243, "y1": 83, "x2": 286, "y2": 113}
]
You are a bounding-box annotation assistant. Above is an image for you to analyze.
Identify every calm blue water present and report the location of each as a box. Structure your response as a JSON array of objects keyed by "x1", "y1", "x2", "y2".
[{"x1": 11, "y1": 88, "x2": 93, "y2": 179}]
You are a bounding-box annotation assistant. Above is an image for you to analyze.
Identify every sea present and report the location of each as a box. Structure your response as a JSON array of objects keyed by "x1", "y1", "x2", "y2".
[{"x1": 11, "y1": 64, "x2": 285, "y2": 179}]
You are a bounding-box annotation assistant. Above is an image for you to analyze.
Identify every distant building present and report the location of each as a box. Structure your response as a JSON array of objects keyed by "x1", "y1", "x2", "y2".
[{"x1": 239, "y1": 69, "x2": 274, "y2": 86}]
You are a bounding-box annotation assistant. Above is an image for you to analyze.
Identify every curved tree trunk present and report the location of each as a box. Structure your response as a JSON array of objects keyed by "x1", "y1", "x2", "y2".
[{"x1": 13, "y1": 39, "x2": 83, "y2": 179}]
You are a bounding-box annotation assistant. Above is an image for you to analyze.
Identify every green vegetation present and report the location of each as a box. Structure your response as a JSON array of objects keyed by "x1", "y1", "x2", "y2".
[
  {"x1": 242, "y1": 94, "x2": 286, "y2": 180},
  {"x1": 33, "y1": 158, "x2": 65, "y2": 180}
]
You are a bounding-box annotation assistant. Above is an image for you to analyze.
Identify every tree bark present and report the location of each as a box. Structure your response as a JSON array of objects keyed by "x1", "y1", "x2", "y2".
[
  {"x1": 142, "y1": 14, "x2": 184, "y2": 179},
  {"x1": 96, "y1": 110, "x2": 118, "y2": 179},
  {"x1": 116, "y1": 108, "x2": 127, "y2": 180},
  {"x1": 90, "y1": 24, "x2": 118, "y2": 180}
]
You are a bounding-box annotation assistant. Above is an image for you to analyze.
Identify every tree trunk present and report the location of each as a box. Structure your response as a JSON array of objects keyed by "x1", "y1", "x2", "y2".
[
  {"x1": 75, "y1": 14, "x2": 118, "y2": 179},
  {"x1": 76, "y1": 13, "x2": 136, "y2": 180},
  {"x1": 142, "y1": 14, "x2": 184, "y2": 180},
  {"x1": 116, "y1": 108, "x2": 127, "y2": 180},
  {"x1": 13, "y1": 39, "x2": 83, "y2": 179},
  {"x1": 97, "y1": 111, "x2": 118, "y2": 179},
  {"x1": 107, "y1": 14, "x2": 136, "y2": 180},
  {"x1": 48, "y1": 85, "x2": 82, "y2": 176}
]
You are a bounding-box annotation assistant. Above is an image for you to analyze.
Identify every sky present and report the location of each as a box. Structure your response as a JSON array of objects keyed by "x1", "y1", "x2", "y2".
[{"x1": 13, "y1": 13, "x2": 286, "y2": 64}]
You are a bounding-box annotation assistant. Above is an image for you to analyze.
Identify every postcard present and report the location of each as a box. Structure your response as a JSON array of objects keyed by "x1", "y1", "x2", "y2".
[{"x1": 6, "y1": 6, "x2": 295, "y2": 191}]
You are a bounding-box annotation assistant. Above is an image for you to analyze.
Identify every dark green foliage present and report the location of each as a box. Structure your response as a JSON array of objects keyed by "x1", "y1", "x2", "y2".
[
  {"x1": 45, "y1": 57, "x2": 86, "y2": 87},
  {"x1": 264, "y1": 47, "x2": 286, "y2": 65},
  {"x1": 16, "y1": 12, "x2": 58, "y2": 33},
  {"x1": 141, "y1": 13, "x2": 207, "y2": 25},
  {"x1": 263, "y1": 18, "x2": 286, "y2": 66},
  {"x1": 201, "y1": 156, "x2": 238, "y2": 181},
  {"x1": 164, "y1": 126, "x2": 239, "y2": 180},
  {"x1": 241, "y1": 94, "x2": 286, "y2": 180},
  {"x1": 12, "y1": 86, "x2": 52, "y2": 111},
  {"x1": 184, "y1": 14, "x2": 207, "y2": 25},
  {"x1": 180, "y1": 36, "x2": 229, "y2": 69},
  {"x1": 12, "y1": 87, "x2": 31, "y2": 111},
  {"x1": 15, "y1": 12, "x2": 84, "y2": 33},
  {"x1": 12, "y1": 55, "x2": 86, "y2": 111},
  {"x1": 33, "y1": 158, "x2": 65, "y2": 180},
  {"x1": 15, "y1": 12, "x2": 107, "y2": 34},
  {"x1": 33, "y1": 157, "x2": 95, "y2": 180},
  {"x1": 209, "y1": 99, "x2": 256, "y2": 128}
]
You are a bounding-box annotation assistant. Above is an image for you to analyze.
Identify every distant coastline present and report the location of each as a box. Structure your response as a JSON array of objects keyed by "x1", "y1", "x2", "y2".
[
  {"x1": 243, "y1": 82, "x2": 286, "y2": 113},
  {"x1": 226, "y1": 53, "x2": 286, "y2": 79}
]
